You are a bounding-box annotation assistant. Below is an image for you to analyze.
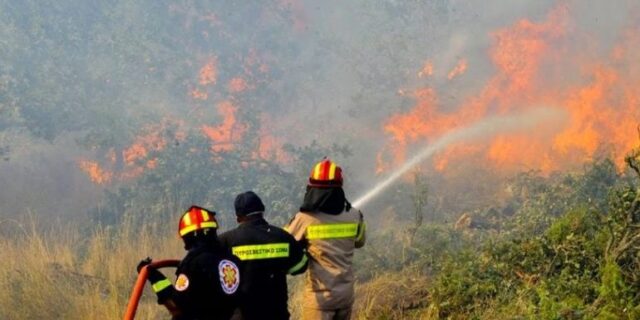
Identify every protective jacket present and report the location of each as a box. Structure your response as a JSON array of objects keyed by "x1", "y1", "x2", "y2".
[
  {"x1": 285, "y1": 207, "x2": 366, "y2": 310},
  {"x1": 148, "y1": 243, "x2": 241, "y2": 320},
  {"x1": 219, "y1": 218, "x2": 308, "y2": 320}
]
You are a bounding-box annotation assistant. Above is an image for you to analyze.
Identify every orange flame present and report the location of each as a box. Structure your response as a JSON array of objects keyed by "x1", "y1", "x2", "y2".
[
  {"x1": 79, "y1": 120, "x2": 186, "y2": 184},
  {"x1": 379, "y1": 4, "x2": 640, "y2": 175},
  {"x1": 201, "y1": 100, "x2": 247, "y2": 153},
  {"x1": 433, "y1": 144, "x2": 483, "y2": 172},
  {"x1": 78, "y1": 160, "x2": 113, "y2": 185},
  {"x1": 123, "y1": 126, "x2": 168, "y2": 166}
]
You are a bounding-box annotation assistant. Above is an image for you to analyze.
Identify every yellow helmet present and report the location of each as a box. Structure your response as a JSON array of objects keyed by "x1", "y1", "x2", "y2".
[
  {"x1": 309, "y1": 159, "x2": 343, "y2": 187},
  {"x1": 178, "y1": 206, "x2": 218, "y2": 237}
]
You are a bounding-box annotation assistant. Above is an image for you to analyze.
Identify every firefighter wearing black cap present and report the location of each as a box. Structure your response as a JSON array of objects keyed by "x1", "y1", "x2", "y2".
[
  {"x1": 137, "y1": 206, "x2": 241, "y2": 320},
  {"x1": 219, "y1": 191, "x2": 308, "y2": 320},
  {"x1": 285, "y1": 159, "x2": 366, "y2": 320}
]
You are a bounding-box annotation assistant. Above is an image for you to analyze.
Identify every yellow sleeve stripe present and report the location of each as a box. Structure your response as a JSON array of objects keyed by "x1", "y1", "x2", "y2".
[{"x1": 151, "y1": 279, "x2": 172, "y2": 293}]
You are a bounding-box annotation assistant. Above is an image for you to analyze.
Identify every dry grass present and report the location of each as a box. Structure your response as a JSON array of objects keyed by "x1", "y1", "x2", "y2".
[
  {"x1": 354, "y1": 271, "x2": 430, "y2": 319},
  {"x1": 0, "y1": 216, "x2": 182, "y2": 319},
  {"x1": 0, "y1": 216, "x2": 432, "y2": 319},
  {"x1": 288, "y1": 275, "x2": 306, "y2": 318},
  {"x1": 288, "y1": 270, "x2": 431, "y2": 319}
]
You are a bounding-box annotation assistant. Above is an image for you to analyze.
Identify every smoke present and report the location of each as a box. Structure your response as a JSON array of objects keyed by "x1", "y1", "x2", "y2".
[{"x1": 1, "y1": 0, "x2": 639, "y2": 220}]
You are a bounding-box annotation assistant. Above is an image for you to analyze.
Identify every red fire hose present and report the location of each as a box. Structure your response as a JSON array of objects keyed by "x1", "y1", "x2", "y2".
[{"x1": 123, "y1": 259, "x2": 180, "y2": 320}]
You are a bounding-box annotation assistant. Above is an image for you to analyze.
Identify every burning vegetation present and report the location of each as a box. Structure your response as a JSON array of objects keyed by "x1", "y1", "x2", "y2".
[
  {"x1": 2, "y1": 1, "x2": 640, "y2": 319},
  {"x1": 379, "y1": 4, "x2": 640, "y2": 176}
]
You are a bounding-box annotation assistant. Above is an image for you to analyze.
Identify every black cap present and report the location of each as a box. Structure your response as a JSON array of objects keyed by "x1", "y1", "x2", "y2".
[{"x1": 234, "y1": 191, "x2": 265, "y2": 217}]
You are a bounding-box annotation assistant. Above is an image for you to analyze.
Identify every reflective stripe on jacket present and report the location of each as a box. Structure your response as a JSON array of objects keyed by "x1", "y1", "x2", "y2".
[
  {"x1": 219, "y1": 218, "x2": 307, "y2": 320},
  {"x1": 151, "y1": 243, "x2": 241, "y2": 320},
  {"x1": 285, "y1": 208, "x2": 365, "y2": 310}
]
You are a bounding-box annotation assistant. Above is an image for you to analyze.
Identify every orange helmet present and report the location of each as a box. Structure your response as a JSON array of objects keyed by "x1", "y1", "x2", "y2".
[
  {"x1": 309, "y1": 159, "x2": 343, "y2": 187},
  {"x1": 178, "y1": 206, "x2": 218, "y2": 237}
]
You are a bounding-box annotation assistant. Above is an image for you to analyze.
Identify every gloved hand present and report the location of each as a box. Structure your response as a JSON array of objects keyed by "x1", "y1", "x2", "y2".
[
  {"x1": 137, "y1": 257, "x2": 152, "y2": 273},
  {"x1": 137, "y1": 257, "x2": 166, "y2": 283}
]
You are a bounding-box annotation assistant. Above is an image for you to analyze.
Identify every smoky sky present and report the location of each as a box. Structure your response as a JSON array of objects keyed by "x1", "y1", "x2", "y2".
[{"x1": 0, "y1": 0, "x2": 637, "y2": 220}]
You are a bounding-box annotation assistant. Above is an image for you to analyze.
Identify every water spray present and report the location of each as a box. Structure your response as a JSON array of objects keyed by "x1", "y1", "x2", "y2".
[{"x1": 351, "y1": 107, "x2": 564, "y2": 208}]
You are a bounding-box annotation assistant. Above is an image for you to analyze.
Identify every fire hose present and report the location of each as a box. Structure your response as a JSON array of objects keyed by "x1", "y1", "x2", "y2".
[{"x1": 123, "y1": 259, "x2": 180, "y2": 320}]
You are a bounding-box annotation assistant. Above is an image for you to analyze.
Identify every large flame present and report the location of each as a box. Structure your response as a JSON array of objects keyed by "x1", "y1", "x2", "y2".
[{"x1": 379, "y1": 4, "x2": 640, "y2": 174}]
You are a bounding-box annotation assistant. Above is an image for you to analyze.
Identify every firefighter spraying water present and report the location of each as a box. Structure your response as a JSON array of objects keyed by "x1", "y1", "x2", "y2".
[
  {"x1": 352, "y1": 107, "x2": 564, "y2": 208},
  {"x1": 125, "y1": 108, "x2": 564, "y2": 320}
]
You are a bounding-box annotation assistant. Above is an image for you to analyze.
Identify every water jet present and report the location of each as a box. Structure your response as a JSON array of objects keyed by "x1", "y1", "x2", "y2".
[{"x1": 352, "y1": 107, "x2": 564, "y2": 208}]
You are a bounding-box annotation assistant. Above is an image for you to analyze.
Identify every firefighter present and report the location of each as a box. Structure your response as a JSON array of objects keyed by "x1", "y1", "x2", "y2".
[
  {"x1": 219, "y1": 191, "x2": 308, "y2": 320},
  {"x1": 285, "y1": 159, "x2": 366, "y2": 320},
  {"x1": 137, "y1": 205, "x2": 241, "y2": 320}
]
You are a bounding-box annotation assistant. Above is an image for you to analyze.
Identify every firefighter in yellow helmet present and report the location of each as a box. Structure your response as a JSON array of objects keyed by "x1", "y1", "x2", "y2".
[
  {"x1": 285, "y1": 159, "x2": 366, "y2": 320},
  {"x1": 136, "y1": 206, "x2": 241, "y2": 320}
]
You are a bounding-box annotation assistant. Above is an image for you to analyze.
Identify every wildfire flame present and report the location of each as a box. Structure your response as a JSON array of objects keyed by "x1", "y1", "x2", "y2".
[
  {"x1": 123, "y1": 127, "x2": 168, "y2": 166},
  {"x1": 78, "y1": 160, "x2": 113, "y2": 185},
  {"x1": 379, "y1": 4, "x2": 640, "y2": 174},
  {"x1": 79, "y1": 2, "x2": 640, "y2": 187},
  {"x1": 79, "y1": 120, "x2": 185, "y2": 183},
  {"x1": 78, "y1": 6, "x2": 295, "y2": 185},
  {"x1": 201, "y1": 100, "x2": 246, "y2": 153}
]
